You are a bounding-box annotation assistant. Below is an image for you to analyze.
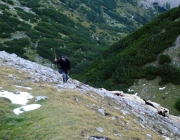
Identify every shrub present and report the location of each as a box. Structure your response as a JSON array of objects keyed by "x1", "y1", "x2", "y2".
[
  {"x1": 17, "y1": 11, "x2": 38, "y2": 22},
  {"x1": 175, "y1": 99, "x2": 180, "y2": 111},
  {"x1": 19, "y1": 0, "x2": 40, "y2": 8},
  {"x1": 0, "y1": 3, "x2": 9, "y2": 10},
  {"x1": 144, "y1": 65, "x2": 158, "y2": 80},
  {"x1": 158, "y1": 64, "x2": 180, "y2": 85},
  {"x1": 36, "y1": 39, "x2": 59, "y2": 59},
  {"x1": 17, "y1": 23, "x2": 31, "y2": 31},
  {"x1": 33, "y1": 8, "x2": 74, "y2": 26},
  {"x1": 7, "y1": 0, "x2": 14, "y2": 5},
  {"x1": 158, "y1": 54, "x2": 171, "y2": 65},
  {"x1": 0, "y1": 33, "x2": 11, "y2": 38},
  {"x1": 2, "y1": 38, "x2": 30, "y2": 58}
]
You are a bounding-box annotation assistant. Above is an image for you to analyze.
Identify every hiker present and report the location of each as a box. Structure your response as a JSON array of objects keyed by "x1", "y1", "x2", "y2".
[{"x1": 54, "y1": 54, "x2": 71, "y2": 83}]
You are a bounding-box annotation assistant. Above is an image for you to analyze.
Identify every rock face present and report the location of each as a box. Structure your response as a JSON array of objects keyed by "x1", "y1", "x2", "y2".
[
  {"x1": 0, "y1": 51, "x2": 180, "y2": 139},
  {"x1": 140, "y1": 0, "x2": 180, "y2": 9}
]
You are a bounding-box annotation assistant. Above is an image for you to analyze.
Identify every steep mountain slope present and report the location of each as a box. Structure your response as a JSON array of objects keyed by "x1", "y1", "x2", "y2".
[
  {"x1": 77, "y1": 6, "x2": 180, "y2": 115},
  {"x1": 0, "y1": 0, "x2": 167, "y2": 75},
  {"x1": 0, "y1": 51, "x2": 180, "y2": 139}
]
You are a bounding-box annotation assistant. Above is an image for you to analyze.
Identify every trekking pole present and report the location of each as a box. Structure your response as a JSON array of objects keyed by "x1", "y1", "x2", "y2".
[{"x1": 54, "y1": 49, "x2": 58, "y2": 70}]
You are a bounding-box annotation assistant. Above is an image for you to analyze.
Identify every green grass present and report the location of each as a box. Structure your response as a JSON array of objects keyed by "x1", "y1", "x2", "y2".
[{"x1": 0, "y1": 66, "x2": 165, "y2": 139}]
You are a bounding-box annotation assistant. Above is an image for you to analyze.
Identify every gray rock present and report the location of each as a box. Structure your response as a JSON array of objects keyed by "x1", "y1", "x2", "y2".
[
  {"x1": 98, "y1": 109, "x2": 105, "y2": 116},
  {"x1": 114, "y1": 134, "x2": 122, "y2": 138},
  {"x1": 96, "y1": 127, "x2": 103, "y2": 133},
  {"x1": 90, "y1": 136, "x2": 109, "y2": 140},
  {"x1": 35, "y1": 96, "x2": 48, "y2": 102},
  {"x1": 34, "y1": 78, "x2": 40, "y2": 83},
  {"x1": 146, "y1": 134, "x2": 152, "y2": 139},
  {"x1": 14, "y1": 91, "x2": 20, "y2": 95},
  {"x1": 8, "y1": 74, "x2": 15, "y2": 79}
]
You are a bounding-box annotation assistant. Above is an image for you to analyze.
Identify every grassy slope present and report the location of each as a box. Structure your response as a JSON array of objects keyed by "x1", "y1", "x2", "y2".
[{"x1": 0, "y1": 66, "x2": 165, "y2": 140}]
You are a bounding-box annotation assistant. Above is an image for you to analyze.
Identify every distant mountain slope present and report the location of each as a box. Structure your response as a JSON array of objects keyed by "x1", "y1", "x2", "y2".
[
  {"x1": 78, "y1": 6, "x2": 180, "y2": 91},
  {"x1": 0, "y1": 0, "x2": 168, "y2": 75}
]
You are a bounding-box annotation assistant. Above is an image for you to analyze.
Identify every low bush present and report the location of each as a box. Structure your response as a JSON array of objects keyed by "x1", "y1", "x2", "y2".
[
  {"x1": 158, "y1": 54, "x2": 171, "y2": 65},
  {"x1": 175, "y1": 99, "x2": 180, "y2": 111}
]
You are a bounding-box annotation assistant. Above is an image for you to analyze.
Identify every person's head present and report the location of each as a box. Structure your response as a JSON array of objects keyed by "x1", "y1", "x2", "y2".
[{"x1": 61, "y1": 54, "x2": 67, "y2": 60}]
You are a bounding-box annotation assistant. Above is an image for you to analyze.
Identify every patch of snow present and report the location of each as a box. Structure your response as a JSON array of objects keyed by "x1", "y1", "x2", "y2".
[
  {"x1": 14, "y1": 104, "x2": 41, "y2": 115},
  {"x1": 13, "y1": 108, "x2": 24, "y2": 115},
  {"x1": 128, "y1": 89, "x2": 134, "y2": 92},
  {"x1": 159, "y1": 87, "x2": 166, "y2": 90},
  {"x1": 0, "y1": 90, "x2": 41, "y2": 115},
  {"x1": 0, "y1": 90, "x2": 33, "y2": 105}
]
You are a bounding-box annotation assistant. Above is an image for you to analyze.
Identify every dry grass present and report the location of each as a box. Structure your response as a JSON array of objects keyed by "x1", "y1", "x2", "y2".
[{"x1": 0, "y1": 66, "x2": 164, "y2": 140}]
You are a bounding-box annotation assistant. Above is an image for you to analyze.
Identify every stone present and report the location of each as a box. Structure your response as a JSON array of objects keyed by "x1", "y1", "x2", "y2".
[
  {"x1": 96, "y1": 127, "x2": 103, "y2": 133},
  {"x1": 13, "y1": 91, "x2": 20, "y2": 95},
  {"x1": 35, "y1": 96, "x2": 48, "y2": 102},
  {"x1": 98, "y1": 108, "x2": 105, "y2": 116}
]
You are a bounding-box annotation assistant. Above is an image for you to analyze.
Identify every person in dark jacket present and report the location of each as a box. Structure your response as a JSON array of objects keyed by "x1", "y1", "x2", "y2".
[{"x1": 54, "y1": 54, "x2": 71, "y2": 83}]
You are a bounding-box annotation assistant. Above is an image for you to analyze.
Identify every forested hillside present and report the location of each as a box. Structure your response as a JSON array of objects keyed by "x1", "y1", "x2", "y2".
[
  {"x1": 0, "y1": 0, "x2": 166, "y2": 74},
  {"x1": 78, "y1": 6, "x2": 180, "y2": 92}
]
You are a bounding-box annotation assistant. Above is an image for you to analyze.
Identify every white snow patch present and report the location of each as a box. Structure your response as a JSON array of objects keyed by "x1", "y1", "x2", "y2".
[
  {"x1": 14, "y1": 104, "x2": 41, "y2": 115},
  {"x1": 159, "y1": 87, "x2": 166, "y2": 90},
  {"x1": 0, "y1": 90, "x2": 41, "y2": 115},
  {"x1": 128, "y1": 89, "x2": 134, "y2": 92},
  {"x1": 0, "y1": 90, "x2": 33, "y2": 105}
]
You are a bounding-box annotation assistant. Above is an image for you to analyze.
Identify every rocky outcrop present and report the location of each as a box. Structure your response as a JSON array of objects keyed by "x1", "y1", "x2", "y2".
[{"x1": 0, "y1": 51, "x2": 180, "y2": 139}]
